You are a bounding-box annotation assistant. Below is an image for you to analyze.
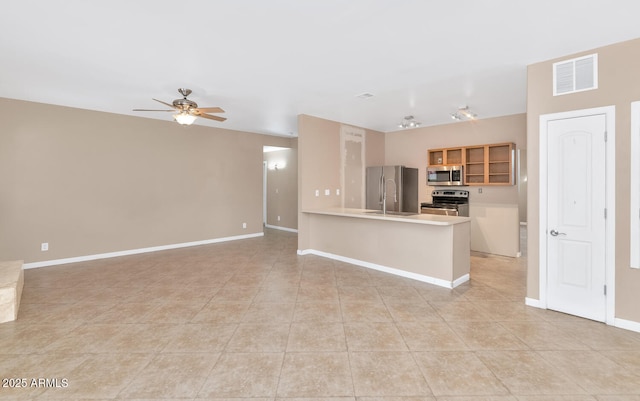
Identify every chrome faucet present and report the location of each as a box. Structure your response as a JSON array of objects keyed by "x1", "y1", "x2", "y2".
[{"x1": 383, "y1": 178, "x2": 397, "y2": 214}]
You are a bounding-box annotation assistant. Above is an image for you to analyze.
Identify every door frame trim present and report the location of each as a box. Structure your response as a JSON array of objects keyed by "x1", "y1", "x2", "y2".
[
  {"x1": 630, "y1": 101, "x2": 640, "y2": 269},
  {"x1": 538, "y1": 106, "x2": 616, "y2": 325}
]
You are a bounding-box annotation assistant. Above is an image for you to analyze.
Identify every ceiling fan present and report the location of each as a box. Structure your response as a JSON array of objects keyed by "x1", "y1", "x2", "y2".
[{"x1": 133, "y1": 88, "x2": 226, "y2": 125}]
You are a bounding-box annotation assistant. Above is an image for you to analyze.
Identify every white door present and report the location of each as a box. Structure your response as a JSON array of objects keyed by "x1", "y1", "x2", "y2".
[{"x1": 546, "y1": 114, "x2": 607, "y2": 322}]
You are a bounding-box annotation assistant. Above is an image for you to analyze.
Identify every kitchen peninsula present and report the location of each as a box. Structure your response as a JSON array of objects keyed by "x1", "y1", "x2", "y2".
[{"x1": 298, "y1": 208, "x2": 471, "y2": 288}]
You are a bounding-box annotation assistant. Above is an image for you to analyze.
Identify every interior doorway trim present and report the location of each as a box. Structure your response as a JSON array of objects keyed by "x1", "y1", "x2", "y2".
[
  {"x1": 263, "y1": 161, "x2": 268, "y2": 227},
  {"x1": 538, "y1": 105, "x2": 616, "y2": 326},
  {"x1": 630, "y1": 101, "x2": 640, "y2": 269}
]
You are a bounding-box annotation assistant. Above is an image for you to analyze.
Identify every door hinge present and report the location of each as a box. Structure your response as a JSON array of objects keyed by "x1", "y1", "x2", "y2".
[
  {"x1": 604, "y1": 131, "x2": 608, "y2": 142},
  {"x1": 604, "y1": 208, "x2": 607, "y2": 219},
  {"x1": 604, "y1": 285, "x2": 607, "y2": 296}
]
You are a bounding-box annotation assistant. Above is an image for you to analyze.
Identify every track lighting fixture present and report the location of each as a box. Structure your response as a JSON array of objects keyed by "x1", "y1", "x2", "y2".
[
  {"x1": 450, "y1": 106, "x2": 477, "y2": 121},
  {"x1": 398, "y1": 115, "x2": 421, "y2": 129}
]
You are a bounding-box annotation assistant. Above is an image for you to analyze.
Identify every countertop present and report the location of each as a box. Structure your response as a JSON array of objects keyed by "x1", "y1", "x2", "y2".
[{"x1": 302, "y1": 208, "x2": 471, "y2": 226}]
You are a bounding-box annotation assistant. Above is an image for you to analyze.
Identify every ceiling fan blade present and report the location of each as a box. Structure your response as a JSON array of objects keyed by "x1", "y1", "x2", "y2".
[
  {"x1": 132, "y1": 109, "x2": 174, "y2": 112},
  {"x1": 195, "y1": 107, "x2": 225, "y2": 113},
  {"x1": 152, "y1": 98, "x2": 177, "y2": 109},
  {"x1": 198, "y1": 113, "x2": 227, "y2": 122}
]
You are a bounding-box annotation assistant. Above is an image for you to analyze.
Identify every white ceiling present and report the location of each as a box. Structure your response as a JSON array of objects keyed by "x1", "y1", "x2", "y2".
[{"x1": 2, "y1": 1, "x2": 640, "y2": 137}]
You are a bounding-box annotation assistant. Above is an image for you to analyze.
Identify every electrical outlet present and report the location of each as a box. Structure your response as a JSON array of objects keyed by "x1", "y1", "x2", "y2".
[
  {"x1": 324, "y1": 189, "x2": 330, "y2": 196},
  {"x1": 336, "y1": 189, "x2": 340, "y2": 196},
  {"x1": 478, "y1": 188, "x2": 483, "y2": 194},
  {"x1": 315, "y1": 190, "x2": 320, "y2": 197},
  {"x1": 41, "y1": 242, "x2": 49, "y2": 251},
  {"x1": 277, "y1": 216, "x2": 281, "y2": 221},
  {"x1": 242, "y1": 222, "x2": 247, "y2": 229}
]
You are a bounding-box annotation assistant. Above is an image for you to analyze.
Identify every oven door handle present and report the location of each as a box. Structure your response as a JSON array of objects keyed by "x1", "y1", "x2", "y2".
[{"x1": 421, "y1": 206, "x2": 459, "y2": 216}]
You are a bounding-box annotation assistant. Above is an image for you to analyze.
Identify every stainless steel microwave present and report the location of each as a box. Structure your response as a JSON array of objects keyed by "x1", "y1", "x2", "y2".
[{"x1": 427, "y1": 165, "x2": 465, "y2": 186}]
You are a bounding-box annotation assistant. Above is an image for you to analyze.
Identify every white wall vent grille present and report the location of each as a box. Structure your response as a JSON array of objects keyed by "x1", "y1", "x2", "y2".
[{"x1": 553, "y1": 53, "x2": 598, "y2": 96}]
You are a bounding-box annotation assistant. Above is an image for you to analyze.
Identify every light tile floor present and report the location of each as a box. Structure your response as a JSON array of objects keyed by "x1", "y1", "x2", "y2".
[{"x1": 2, "y1": 228, "x2": 640, "y2": 400}]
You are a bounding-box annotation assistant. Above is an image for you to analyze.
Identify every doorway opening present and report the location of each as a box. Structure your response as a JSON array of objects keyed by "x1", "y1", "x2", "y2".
[{"x1": 263, "y1": 146, "x2": 298, "y2": 233}]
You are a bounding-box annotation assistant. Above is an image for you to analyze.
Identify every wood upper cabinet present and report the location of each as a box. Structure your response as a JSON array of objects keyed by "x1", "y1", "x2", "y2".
[
  {"x1": 487, "y1": 143, "x2": 514, "y2": 185},
  {"x1": 428, "y1": 142, "x2": 515, "y2": 186},
  {"x1": 465, "y1": 146, "x2": 485, "y2": 184},
  {"x1": 428, "y1": 147, "x2": 463, "y2": 166}
]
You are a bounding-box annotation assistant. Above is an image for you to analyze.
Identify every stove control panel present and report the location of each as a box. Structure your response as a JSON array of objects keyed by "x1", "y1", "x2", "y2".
[{"x1": 431, "y1": 190, "x2": 469, "y2": 199}]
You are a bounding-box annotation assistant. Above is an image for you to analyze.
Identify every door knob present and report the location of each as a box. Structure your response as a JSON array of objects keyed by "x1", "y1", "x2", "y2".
[{"x1": 550, "y1": 229, "x2": 566, "y2": 237}]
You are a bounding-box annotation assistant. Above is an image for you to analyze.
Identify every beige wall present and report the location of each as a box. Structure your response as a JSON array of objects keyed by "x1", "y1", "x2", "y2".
[
  {"x1": 0, "y1": 97, "x2": 293, "y2": 263},
  {"x1": 264, "y1": 148, "x2": 298, "y2": 230},
  {"x1": 297, "y1": 114, "x2": 385, "y2": 250},
  {"x1": 304, "y1": 212, "x2": 470, "y2": 286},
  {"x1": 527, "y1": 38, "x2": 640, "y2": 323}
]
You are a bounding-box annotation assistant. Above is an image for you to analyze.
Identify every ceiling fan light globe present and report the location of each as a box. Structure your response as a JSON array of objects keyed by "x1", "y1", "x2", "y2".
[{"x1": 173, "y1": 112, "x2": 197, "y2": 125}]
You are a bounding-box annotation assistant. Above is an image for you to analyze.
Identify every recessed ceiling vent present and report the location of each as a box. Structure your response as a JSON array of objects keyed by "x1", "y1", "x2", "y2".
[{"x1": 553, "y1": 53, "x2": 598, "y2": 96}]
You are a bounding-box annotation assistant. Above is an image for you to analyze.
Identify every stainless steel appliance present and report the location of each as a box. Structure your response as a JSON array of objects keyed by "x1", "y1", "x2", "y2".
[
  {"x1": 421, "y1": 189, "x2": 469, "y2": 216},
  {"x1": 366, "y1": 166, "x2": 419, "y2": 214},
  {"x1": 427, "y1": 165, "x2": 465, "y2": 186}
]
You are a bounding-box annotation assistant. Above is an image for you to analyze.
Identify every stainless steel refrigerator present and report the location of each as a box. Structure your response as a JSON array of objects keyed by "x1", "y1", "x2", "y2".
[{"x1": 366, "y1": 166, "x2": 419, "y2": 213}]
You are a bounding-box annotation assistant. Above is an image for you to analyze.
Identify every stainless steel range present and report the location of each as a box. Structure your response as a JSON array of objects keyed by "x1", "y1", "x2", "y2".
[{"x1": 420, "y1": 190, "x2": 469, "y2": 217}]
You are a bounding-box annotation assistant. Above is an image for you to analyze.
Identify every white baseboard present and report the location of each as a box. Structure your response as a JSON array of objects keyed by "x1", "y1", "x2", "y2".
[
  {"x1": 525, "y1": 298, "x2": 640, "y2": 334},
  {"x1": 452, "y1": 274, "x2": 471, "y2": 288},
  {"x1": 23, "y1": 232, "x2": 264, "y2": 269},
  {"x1": 525, "y1": 297, "x2": 544, "y2": 309},
  {"x1": 614, "y1": 317, "x2": 640, "y2": 333},
  {"x1": 297, "y1": 248, "x2": 468, "y2": 289},
  {"x1": 265, "y1": 224, "x2": 298, "y2": 233}
]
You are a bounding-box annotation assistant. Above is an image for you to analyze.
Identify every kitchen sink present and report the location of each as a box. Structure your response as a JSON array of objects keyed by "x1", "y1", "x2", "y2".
[{"x1": 364, "y1": 210, "x2": 418, "y2": 216}]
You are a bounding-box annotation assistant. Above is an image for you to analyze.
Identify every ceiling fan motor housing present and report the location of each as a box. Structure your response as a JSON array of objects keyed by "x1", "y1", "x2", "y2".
[
  {"x1": 173, "y1": 98, "x2": 198, "y2": 111},
  {"x1": 173, "y1": 88, "x2": 197, "y2": 111}
]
